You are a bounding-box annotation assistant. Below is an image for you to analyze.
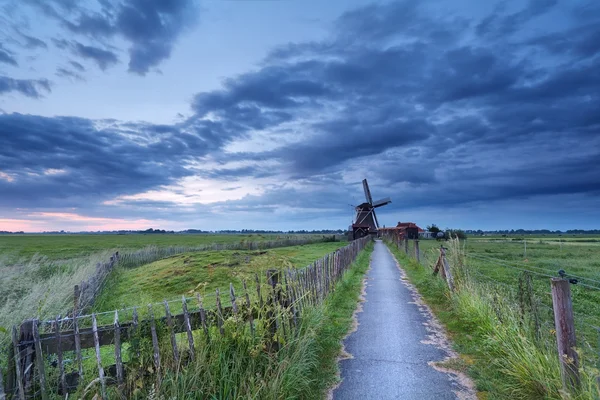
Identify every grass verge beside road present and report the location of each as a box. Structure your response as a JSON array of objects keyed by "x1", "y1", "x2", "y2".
[
  {"x1": 386, "y1": 240, "x2": 599, "y2": 400},
  {"x1": 144, "y1": 241, "x2": 375, "y2": 399}
]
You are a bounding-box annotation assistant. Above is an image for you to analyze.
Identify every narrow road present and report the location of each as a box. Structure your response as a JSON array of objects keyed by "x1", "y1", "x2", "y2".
[{"x1": 333, "y1": 240, "x2": 467, "y2": 399}]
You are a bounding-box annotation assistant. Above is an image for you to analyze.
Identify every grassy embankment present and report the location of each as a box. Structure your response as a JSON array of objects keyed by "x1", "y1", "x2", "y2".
[
  {"x1": 79, "y1": 241, "x2": 374, "y2": 399},
  {"x1": 387, "y1": 238, "x2": 600, "y2": 400},
  {"x1": 0, "y1": 234, "x2": 337, "y2": 348}
]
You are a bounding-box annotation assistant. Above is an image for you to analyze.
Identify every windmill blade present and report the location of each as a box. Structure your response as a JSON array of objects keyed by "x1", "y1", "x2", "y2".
[
  {"x1": 362, "y1": 179, "x2": 373, "y2": 205},
  {"x1": 373, "y1": 209, "x2": 380, "y2": 229},
  {"x1": 372, "y1": 197, "x2": 391, "y2": 208}
]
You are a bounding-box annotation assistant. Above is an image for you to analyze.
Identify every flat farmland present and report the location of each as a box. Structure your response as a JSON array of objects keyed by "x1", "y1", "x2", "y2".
[
  {"x1": 0, "y1": 233, "x2": 342, "y2": 342},
  {"x1": 0, "y1": 233, "x2": 310, "y2": 261},
  {"x1": 93, "y1": 241, "x2": 348, "y2": 314}
]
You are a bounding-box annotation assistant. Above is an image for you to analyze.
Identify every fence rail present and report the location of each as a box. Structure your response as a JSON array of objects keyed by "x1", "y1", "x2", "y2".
[{"x1": 1, "y1": 236, "x2": 371, "y2": 399}]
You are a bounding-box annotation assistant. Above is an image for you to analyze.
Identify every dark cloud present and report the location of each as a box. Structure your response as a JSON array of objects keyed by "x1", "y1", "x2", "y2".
[
  {"x1": 0, "y1": 46, "x2": 18, "y2": 66},
  {"x1": 189, "y1": 0, "x2": 600, "y2": 216},
  {"x1": 56, "y1": 67, "x2": 85, "y2": 81},
  {"x1": 476, "y1": 0, "x2": 558, "y2": 38},
  {"x1": 0, "y1": 76, "x2": 50, "y2": 98},
  {"x1": 28, "y1": 0, "x2": 199, "y2": 75},
  {"x1": 72, "y1": 41, "x2": 118, "y2": 70},
  {"x1": 69, "y1": 60, "x2": 85, "y2": 72}
]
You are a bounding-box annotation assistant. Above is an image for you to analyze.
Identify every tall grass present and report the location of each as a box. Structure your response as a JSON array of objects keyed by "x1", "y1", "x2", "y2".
[
  {"x1": 75, "y1": 242, "x2": 374, "y2": 400},
  {"x1": 386, "y1": 237, "x2": 600, "y2": 399}
]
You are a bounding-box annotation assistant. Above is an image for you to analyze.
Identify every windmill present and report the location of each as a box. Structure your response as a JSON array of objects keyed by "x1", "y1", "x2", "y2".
[{"x1": 350, "y1": 179, "x2": 391, "y2": 240}]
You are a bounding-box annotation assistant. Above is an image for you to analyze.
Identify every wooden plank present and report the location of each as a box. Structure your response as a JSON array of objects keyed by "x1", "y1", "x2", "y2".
[
  {"x1": 38, "y1": 306, "x2": 239, "y2": 353},
  {"x1": 182, "y1": 296, "x2": 195, "y2": 359},
  {"x1": 113, "y1": 311, "x2": 124, "y2": 385},
  {"x1": 54, "y1": 316, "x2": 66, "y2": 394},
  {"x1": 164, "y1": 301, "x2": 179, "y2": 363},
  {"x1": 551, "y1": 278, "x2": 580, "y2": 392},
  {"x1": 91, "y1": 314, "x2": 107, "y2": 400},
  {"x1": 32, "y1": 321, "x2": 49, "y2": 400},
  {"x1": 148, "y1": 305, "x2": 161, "y2": 376},
  {"x1": 11, "y1": 326, "x2": 25, "y2": 400}
]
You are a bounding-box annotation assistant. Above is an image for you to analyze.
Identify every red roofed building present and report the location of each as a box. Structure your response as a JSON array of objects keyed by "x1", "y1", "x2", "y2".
[
  {"x1": 378, "y1": 222, "x2": 423, "y2": 240},
  {"x1": 396, "y1": 222, "x2": 421, "y2": 240}
]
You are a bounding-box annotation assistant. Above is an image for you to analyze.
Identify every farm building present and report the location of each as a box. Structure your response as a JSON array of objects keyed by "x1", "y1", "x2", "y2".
[{"x1": 378, "y1": 222, "x2": 423, "y2": 240}]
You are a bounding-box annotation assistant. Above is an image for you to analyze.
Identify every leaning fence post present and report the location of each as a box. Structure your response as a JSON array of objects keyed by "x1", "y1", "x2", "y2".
[
  {"x1": 182, "y1": 296, "x2": 195, "y2": 359},
  {"x1": 440, "y1": 247, "x2": 455, "y2": 291},
  {"x1": 550, "y1": 277, "x2": 580, "y2": 392}
]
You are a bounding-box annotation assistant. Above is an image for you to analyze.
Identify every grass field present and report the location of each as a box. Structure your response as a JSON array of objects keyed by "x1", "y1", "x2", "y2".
[
  {"x1": 0, "y1": 233, "x2": 343, "y2": 347},
  {"x1": 0, "y1": 233, "x2": 314, "y2": 261},
  {"x1": 394, "y1": 236, "x2": 600, "y2": 399},
  {"x1": 93, "y1": 242, "x2": 348, "y2": 313}
]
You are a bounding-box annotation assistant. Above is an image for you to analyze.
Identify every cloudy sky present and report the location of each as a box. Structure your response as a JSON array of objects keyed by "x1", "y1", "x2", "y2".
[{"x1": 0, "y1": 0, "x2": 598, "y2": 232}]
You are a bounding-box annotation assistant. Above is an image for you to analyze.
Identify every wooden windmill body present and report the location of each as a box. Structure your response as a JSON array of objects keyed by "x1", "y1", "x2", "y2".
[{"x1": 351, "y1": 179, "x2": 391, "y2": 240}]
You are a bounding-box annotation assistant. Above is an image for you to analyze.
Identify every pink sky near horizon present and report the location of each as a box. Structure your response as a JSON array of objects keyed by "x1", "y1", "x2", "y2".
[{"x1": 0, "y1": 212, "x2": 163, "y2": 232}]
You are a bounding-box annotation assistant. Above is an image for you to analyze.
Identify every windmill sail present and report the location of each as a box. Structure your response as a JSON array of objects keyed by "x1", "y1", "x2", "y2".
[{"x1": 362, "y1": 179, "x2": 373, "y2": 205}]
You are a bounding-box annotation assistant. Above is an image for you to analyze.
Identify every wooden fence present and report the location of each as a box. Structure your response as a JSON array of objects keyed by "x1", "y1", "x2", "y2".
[
  {"x1": 380, "y1": 232, "x2": 592, "y2": 395},
  {"x1": 0, "y1": 236, "x2": 371, "y2": 399}
]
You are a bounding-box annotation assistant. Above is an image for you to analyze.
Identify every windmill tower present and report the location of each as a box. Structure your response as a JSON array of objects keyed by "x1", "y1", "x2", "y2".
[{"x1": 351, "y1": 179, "x2": 391, "y2": 239}]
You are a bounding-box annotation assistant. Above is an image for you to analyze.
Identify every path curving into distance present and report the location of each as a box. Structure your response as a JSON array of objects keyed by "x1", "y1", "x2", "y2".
[{"x1": 332, "y1": 240, "x2": 475, "y2": 400}]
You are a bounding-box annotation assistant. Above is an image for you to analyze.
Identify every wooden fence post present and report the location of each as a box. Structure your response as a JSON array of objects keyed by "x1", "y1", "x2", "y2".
[
  {"x1": 266, "y1": 269, "x2": 280, "y2": 352},
  {"x1": 54, "y1": 316, "x2": 66, "y2": 395},
  {"x1": 182, "y1": 296, "x2": 195, "y2": 359},
  {"x1": 242, "y1": 280, "x2": 255, "y2": 336},
  {"x1": 113, "y1": 311, "x2": 124, "y2": 386},
  {"x1": 404, "y1": 238, "x2": 409, "y2": 254},
  {"x1": 73, "y1": 285, "x2": 80, "y2": 317},
  {"x1": 10, "y1": 326, "x2": 24, "y2": 400},
  {"x1": 440, "y1": 247, "x2": 455, "y2": 292},
  {"x1": 148, "y1": 305, "x2": 161, "y2": 378},
  {"x1": 31, "y1": 320, "x2": 48, "y2": 400},
  {"x1": 415, "y1": 240, "x2": 420, "y2": 263},
  {"x1": 550, "y1": 278, "x2": 580, "y2": 392},
  {"x1": 163, "y1": 301, "x2": 179, "y2": 363},
  {"x1": 91, "y1": 314, "x2": 107, "y2": 400}
]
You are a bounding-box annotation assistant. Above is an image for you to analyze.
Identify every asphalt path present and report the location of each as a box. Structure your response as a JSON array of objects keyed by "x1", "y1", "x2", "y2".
[{"x1": 333, "y1": 240, "x2": 464, "y2": 399}]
